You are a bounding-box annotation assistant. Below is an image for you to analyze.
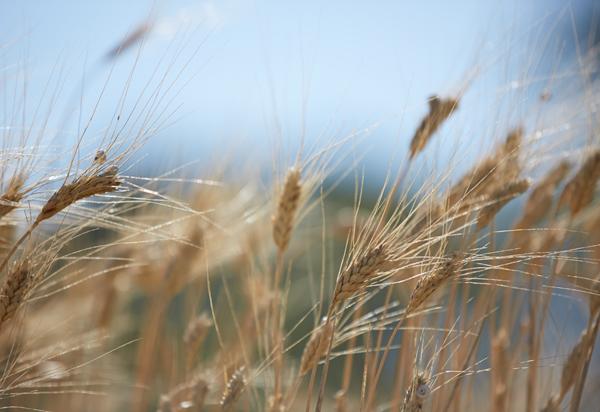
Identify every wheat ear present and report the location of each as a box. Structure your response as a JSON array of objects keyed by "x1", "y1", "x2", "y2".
[
  {"x1": 184, "y1": 312, "x2": 212, "y2": 369},
  {"x1": 542, "y1": 321, "x2": 596, "y2": 411},
  {"x1": 406, "y1": 253, "x2": 463, "y2": 314},
  {"x1": 400, "y1": 372, "x2": 430, "y2": 412},
  {"x1": 517, "y1": 161, "x2": 570, "y2": 228},
  {"x1": 158, "y1": 374, "x2": 209, "y2": 412},
  {"x1": 409, "y1": 95, "x2": 459, "y2": 159},
  {"x1": 0, "y1": 166, "x2": 121, "y2": 275},
  {"x1": 330, "y1": 245, "x2": 389, "y2": 312},
  {"x1": 477, "y1": 179, "x2": 530, "y2": 229},
  {"x1": 0, "y1": 176, "x2": 25, "y2": 219},
  {"x1": 35, "y1": 166, "x2": 121, "y2": 225},
  {"x1": 300, "y1": 320, "x2": 334, "y2": 375},
  {"x1": 220, "y1": 366, "x2": 246, "y2": 411},
  {"x1": 272, "y1": 168, "x2": 302, "y2": 252},
  {"x1": 558, "y1": 150, "x2": 600, "y2": 217},
  {"x1": 0, "y1": 262, "x2": 30, "y2": 332}
]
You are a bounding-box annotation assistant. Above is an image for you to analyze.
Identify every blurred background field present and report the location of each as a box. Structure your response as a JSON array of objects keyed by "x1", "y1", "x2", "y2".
[{"x1": 3, "y1": 0, "x2": 598, "y2": 178}]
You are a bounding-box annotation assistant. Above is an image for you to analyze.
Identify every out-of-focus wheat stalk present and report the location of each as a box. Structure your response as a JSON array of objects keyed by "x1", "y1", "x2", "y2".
[{"x1": 409, "y1": 96, "x2": 459, "y2": 159}]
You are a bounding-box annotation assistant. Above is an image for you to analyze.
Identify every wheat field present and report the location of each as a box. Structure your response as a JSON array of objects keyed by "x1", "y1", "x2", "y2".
[{"x1": 1, "y1": 3, "x2": 600, "y2": 411}]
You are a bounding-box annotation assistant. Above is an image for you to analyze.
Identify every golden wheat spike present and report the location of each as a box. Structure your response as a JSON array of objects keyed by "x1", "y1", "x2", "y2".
[
  {"x1": 0, "y1": 175, "x2": 25, "y2": 219},
  {"x1": 559, "y1": 329, "x2": 591, "y2": 400},
  {"x1": 517, "y1": 161, "x2": 571, "y2": 228},
  {"x1": 558, "y1": 150, "x2": 600, "y2": 216},
  {"x1": 331, "y1": 244, "x2": 388, "y2": 310},
  {"x1": 406, "y1": 253, "x2": 462, "y2": 314},
  {"x1": 477, "y1": 179, "x2": 530, "y2": 229},
  {"x1": 401, "y1": 372, "x2": 430, "y2": 412},
  {"x1": 220, "y1": 366, "x2": 246, "y2": 411},
  {"x1": 35, "y1": 166, "x2": 121, "y2": 225},
  {"x1": 0, "y1": 262, "x2": 30, "y2": 331},
  {"x1": 184, "y1": 313, "x2": 212, "y2": 348},
  {"x1": 272, "y1": 168, "x2": 302, "y2": 252},
  {"x1": 300, "y1": 320, "x2": 334, "y2": 375},
  {"x1": 409, "y1": 95, "x2": 459, "y2": 159}
]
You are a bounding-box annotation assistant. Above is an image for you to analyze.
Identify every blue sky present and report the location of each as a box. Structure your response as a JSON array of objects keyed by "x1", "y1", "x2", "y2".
[{"x1": 1, "y1": 0, "x2": 592, "y2": 179}]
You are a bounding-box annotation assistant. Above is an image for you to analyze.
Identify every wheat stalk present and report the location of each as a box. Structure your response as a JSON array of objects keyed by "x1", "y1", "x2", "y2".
[
  {"x1": 540, "y1": 396, "x2": 560, "y2": 412},
  {"x1": 184, "y1": 312, "x2": 212, "y2": 349},
  {"x1": 491, "y1": 329, "x2": 509, "y2": 412}
]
